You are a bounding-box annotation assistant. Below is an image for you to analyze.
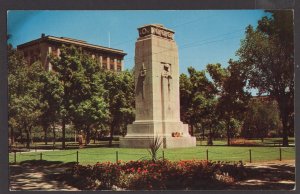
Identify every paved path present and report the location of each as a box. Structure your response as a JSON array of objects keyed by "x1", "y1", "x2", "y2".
[
  {"x1": 230, "y1": 160, "x2": 295, "y2": 190},
  {"x1": 9, "y1": 161, "x2": 78, "y2": 191}
]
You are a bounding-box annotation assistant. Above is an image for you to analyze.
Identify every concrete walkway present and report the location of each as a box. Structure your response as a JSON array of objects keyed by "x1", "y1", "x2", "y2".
[
  {"x1": 230, "y1": 160, "x2": 295, "y2": 190},
  {"x1": 9, "y1": 161, "x2": 78, "y2": 191}
]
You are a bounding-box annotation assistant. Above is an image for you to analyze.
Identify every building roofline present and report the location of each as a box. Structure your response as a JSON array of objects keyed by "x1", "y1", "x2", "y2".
[{"x1": 17, "y1": 35, "x2": 127, "y2": 56}]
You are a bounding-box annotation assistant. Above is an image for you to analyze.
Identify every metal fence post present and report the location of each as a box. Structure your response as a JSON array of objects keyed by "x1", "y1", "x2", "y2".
[
  {"x1": 279, "y1": 148, "x2": 282, "y2": 161},
  {"x1": 249, "y1": 149, "x2": 252, "y2": 163},
  {"x1": 40, "y1": 152, "x2": 42, "y2": 160},
  {"x1": 116, "y1": 151, "x2": 119, "y2": 164},
  {"x1": 162, "y1": 150, "x2": 165, "y2": 161},
  {"x1": 206, "y1": 149, "x2": 208, "y2": 161}
]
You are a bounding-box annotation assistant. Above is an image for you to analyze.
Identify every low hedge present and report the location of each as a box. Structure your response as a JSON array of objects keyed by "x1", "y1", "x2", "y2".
[{"x1": 68, "y1": 160, "x2": 246, "y2": 190}]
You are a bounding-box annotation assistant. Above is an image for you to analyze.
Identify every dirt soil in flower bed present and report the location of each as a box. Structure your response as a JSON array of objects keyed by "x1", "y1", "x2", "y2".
[{"x1": 9, "y1": 160, "x2": 295, "y2": 190}]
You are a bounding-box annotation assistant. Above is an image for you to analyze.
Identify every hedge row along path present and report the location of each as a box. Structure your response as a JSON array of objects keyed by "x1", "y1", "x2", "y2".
[{"x1": 9, "y1": 160, "x2": 295, "y2": 190}]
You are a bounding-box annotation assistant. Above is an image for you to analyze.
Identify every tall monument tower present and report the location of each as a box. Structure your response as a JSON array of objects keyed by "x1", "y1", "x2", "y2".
[{"x1": 120, "y1": 24, "x2": 196, "y2": 148}]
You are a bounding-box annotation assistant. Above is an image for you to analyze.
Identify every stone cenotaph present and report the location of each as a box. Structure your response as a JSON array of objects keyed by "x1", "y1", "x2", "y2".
[{"x1": 120, "y1": 24, "x2": 196, "y2": 148}]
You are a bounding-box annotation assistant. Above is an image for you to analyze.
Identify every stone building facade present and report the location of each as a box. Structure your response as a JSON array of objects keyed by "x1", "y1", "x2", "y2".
[{"x1": 17, "y1": 34, "x2": 126, "y2": 71}]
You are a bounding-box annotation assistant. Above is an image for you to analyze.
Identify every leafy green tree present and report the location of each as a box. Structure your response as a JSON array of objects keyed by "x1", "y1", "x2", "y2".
[
  {"x1": 179, "y1": 73, "x2": 192, "y2": 125},
  {"x1": 236, "y1": 10, "x2": 294, "y2": 146},
  {"x1": 72, "y1": 54, "x2": 109, "y2": 145},
  {"x1": 50, "y1": 45, "x2": 87, "y2": 149},
  {"x1": 207, "y1": 62, "x2": 250, "y2": 145},
  {"x1": 8, "y1": 45, "x2": 24, "y2": 144},
  {"x1": 39, "y1": 71, "x2": 63, "y2": 145},
  {"x1": 101, "y1": 70, "x2": 135, "y2": 146},
  {"x1": 180, "y1": 67, "x2": 218, "y2": 138},
  {"x1": 242, "y1": 98, "x2": 281, "y2": 141},
  {"x1": 8, "y1": 45, "x2": 45, "y2": 148}
]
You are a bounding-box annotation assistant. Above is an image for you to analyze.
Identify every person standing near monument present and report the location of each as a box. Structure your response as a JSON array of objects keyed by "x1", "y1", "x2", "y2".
[{"x1": 77, "y1": 130, "x2": 84, "y2": 148}]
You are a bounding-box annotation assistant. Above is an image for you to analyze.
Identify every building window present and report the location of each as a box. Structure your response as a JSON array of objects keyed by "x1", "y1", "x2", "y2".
[{"x1": 110, "y1": 64, "x2": 114, "y2": 70}]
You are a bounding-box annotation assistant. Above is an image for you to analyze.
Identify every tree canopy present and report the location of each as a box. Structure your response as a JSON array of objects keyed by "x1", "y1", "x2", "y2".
[{"x1": 235, "y1": 10, "x2": 294, "y2": 146}]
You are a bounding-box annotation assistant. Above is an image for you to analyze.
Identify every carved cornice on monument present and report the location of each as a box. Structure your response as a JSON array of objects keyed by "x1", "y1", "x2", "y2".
[{"x1": 138, "y1": 24, "x2": 174, "y2": 40}]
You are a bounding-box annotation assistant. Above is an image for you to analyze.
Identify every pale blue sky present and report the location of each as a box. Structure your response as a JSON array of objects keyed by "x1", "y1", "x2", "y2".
[{"x1": 7, "y1": 10, "x2": 267, "y2": 74}]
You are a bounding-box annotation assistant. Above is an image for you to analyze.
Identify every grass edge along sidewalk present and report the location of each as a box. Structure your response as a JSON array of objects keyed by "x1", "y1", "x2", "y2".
[{"x1": 9, "y1": 146, "x2": 295, "y2": 165}]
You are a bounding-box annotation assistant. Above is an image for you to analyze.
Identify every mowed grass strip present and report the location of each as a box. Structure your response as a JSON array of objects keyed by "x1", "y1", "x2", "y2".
[{"x1": 9, "y1": 146, "x2": 295, "y2": 165}]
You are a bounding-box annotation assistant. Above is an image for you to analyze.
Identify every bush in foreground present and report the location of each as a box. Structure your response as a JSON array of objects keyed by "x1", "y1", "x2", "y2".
[{"x1": 69, "y1": 160, "x2": 246, "y2": 190}]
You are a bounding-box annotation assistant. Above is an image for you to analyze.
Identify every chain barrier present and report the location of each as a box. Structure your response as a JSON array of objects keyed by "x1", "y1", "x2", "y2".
[
  {"x1": 43, "y1": 152, "x2": 77, "y2": 157},
  {"x1": 119, "y1": 152, "x2": 147, "y2": 156},
  {"x1": 252, "y1": 149, "x2": 278, "y2": 154},
  {"x1": 79, "y1": 152, "x2": 112, "y2": 156},
  {"x1": 281, "y1": 149, "x2": 295, "y2": 153},
  {"x1": 19, "y1": 153, "x2": 40, "y2": 157},
  {"x1": 207, "y1": 150, "x2": 223, "y2": 154},
  {"x1": 229, "y1": 151, "x2": 248, "y2": 155}
]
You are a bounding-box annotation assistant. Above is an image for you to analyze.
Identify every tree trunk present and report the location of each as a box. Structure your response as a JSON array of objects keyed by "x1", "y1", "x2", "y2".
[
  {"x1": 43, "y1": 125, "x2": 48, "y2": 145},
  {"x1": 62, "y1": 117, "x2": 66, "y2": 149},
  {"x1": 202, "y1": 125, "x2": 205, "y2": 140},
  {"x1": 94, "y1": 129, "x2": 97, "y2": 144},
  {"x1": 10, "y1": 127, "x2": 14, "y2": 145},
  {"x1": 52, "y1": 123, "x2": 56, "y2": 145},
  {"x1": 227, "y1": 121, "x2": 231, "y2": 146},
  {"x1": 85, "y1": 126, "x2": 91, "y2": 145},
  {"x1": 207, "y1": 127, "x2": 213, "y2": 146},
  {"x1": 109, "y1": 123, "x2": 114, "y2": 147},
  {"x1": 282, "y1": 117, "x2": 289, "y2": 146},
  {"x1": 276, "y1": 96, "x2": 290, "y2": 146},
  {"x1": 20, "y1": 128, "x2": 24, "y2": 144},
  {"x1": 29, "y1": 126, "x2": 33, "y2": 145},
  {"x1": 25, "y1": 125, "x2": 30, "y2": 149},
  {"x1": 26, "y1": 131, "x2": 30, "y2": 149}
]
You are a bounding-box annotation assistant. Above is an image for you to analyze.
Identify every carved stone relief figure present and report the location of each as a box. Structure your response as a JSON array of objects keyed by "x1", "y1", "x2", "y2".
[
  {"x1": 161, "y1": 62, "x2": 172, "y2": 91},
  {"x1": 136, "y1": 62, "x2": 147, "y2": 99}
]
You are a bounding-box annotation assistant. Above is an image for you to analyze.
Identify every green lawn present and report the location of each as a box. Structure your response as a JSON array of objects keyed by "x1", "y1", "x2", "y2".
[{"x1": 9, "y1": 145, "x2": 295, "y2": 165}]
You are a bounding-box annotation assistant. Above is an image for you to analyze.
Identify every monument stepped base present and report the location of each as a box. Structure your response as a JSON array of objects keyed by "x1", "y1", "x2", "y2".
[
  {"x1": 120, "y1": 136, "x2": 196, "y2": 149},
  {"x1": 120, "y1": 121, "x2": 196, "y2": 148}
]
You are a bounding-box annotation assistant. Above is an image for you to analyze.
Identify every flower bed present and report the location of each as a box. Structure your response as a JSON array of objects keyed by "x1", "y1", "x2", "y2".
[{"x1": 68, "y1": 160, "x2": 246, "y2": 190}]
